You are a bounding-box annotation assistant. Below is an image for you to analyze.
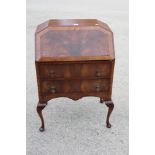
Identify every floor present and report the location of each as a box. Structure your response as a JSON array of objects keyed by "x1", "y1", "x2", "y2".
[{"x1": 26, "y1": 0, "x2": 128, "y2": 154}]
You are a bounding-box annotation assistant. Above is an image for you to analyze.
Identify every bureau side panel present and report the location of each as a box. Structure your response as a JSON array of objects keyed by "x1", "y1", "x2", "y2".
[
  {"x1": 35, "y1": 62, "x2": 45, "y2": 102},
  {"x1": 109, "y1": 59, "x2": 115, "y2": 99}
]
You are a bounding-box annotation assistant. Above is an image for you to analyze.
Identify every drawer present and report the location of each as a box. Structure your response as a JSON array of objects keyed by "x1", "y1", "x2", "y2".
[
  {"x1": 81, "y1": 79, "x2": 110, "y2": 93},
  {"x1": 39, "y1": 62, "x2": 111, "y2": 79},
  {"x1": 39, "y1": 64, "x2": 70, "y2": 79},
  {"x1": 68, "y1": 62, "x2": 111, "y2": 78},
  {"x1": 40, "y1": 79, "x2": 110, "y2": 94},
  {"x1": 41, "y1": 80, "x2": 81, "y2": 94}
]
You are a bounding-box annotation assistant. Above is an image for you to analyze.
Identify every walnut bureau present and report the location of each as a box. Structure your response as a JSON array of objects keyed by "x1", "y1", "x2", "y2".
[{"x1": 35, "y1": 19, "x2": 115, "y2": 132}]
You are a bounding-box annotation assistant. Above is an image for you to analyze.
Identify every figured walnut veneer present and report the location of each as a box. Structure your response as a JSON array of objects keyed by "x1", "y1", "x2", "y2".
[{"x1": 35, "y1": 19, "x2": 115, "y2": 131}]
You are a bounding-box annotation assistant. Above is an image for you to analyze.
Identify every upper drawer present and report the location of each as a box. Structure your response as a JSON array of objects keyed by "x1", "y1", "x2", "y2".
[
  {"x1": 39, "y1": 64, "x2": 69, "y2": 79},
  {"x1": 39, "y1": 62, "x2": 111, "y2": 79}
]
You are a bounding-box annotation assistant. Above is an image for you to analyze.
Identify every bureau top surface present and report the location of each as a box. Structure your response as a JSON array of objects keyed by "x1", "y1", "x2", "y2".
[{"x1": 35, "y1": 19, "x2": 115, "y2": 62}]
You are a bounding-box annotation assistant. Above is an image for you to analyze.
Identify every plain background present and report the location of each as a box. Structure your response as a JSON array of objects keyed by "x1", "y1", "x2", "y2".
[
  {"x1": 26, "y1": 0, "x2": 128, "y2": 155},
  {"x1": 1, "y1": 0, "x2": 155, "y2": 155}
]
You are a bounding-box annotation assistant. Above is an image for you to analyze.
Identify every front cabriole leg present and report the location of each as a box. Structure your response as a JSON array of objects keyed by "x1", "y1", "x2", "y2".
[
  {"x1": 105, "y1": 100, "x2": 114, "y2": 128},
  {"x1": 36, "y1": 102, "x2": 47, "y2": 132},
  {"x1": 100, "y1": 97, "x2": 104, "y2": 103}
]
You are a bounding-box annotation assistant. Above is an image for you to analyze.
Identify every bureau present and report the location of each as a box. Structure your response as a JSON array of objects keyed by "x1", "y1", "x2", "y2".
[{"x1": 35, "y1": 19, "x2": 115, "y2": 132}]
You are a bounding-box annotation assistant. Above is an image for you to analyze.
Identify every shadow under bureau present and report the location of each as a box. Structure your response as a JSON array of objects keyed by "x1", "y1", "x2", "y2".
[{"x1": 35, "y1": 19, "x2": 115, "y2": 132}]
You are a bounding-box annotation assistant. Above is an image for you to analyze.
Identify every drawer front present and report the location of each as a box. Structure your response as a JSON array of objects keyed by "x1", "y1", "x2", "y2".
[
  {"x1": 39, "y1": 64, "x2": 70, "y2": 79},
  {"x1": 80, "y1": 62, "x2": 111, "y2": 78},
  {"x1": 81, "y1": 79, "x2": 110, "y2": 93},
  {"x1": 39, "y1": 62, "x2": 111, "y2": 79},
  {"x1": 41, "y1": 79, "x2": 110, "y2": 94},
  {"x1": 41, "y1": 80, "x2": 81, "y2": 94}
]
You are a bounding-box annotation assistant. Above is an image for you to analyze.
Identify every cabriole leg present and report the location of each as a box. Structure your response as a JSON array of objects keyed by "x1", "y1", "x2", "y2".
[
  {"x1": 36, "y1": 102, "x2": 47, "y2": 132},
  {"x1": 105, "y1": 101, "x2": 114, "y2": 128},
  {"x1": 100, "y1": 97, "x2": 104, "y2": 103}
]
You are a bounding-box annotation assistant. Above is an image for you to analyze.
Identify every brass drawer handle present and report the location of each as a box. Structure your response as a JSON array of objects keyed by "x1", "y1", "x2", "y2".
[
  {"x1": 96, "y1": 84, "x2": 101, "y2": 92},
  {"x1": 49, "y1": 70, "x2": 55, "y2": 77},
  {"x1": 49, "y1": 86, "x2": 56, "y2": 93},
  {"x1": 96, "y1": 71, "x2": 102, "y2": 77}
]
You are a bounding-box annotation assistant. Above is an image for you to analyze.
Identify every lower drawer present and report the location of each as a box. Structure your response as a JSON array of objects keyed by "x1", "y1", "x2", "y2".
[{"x1": 40, "y1": 79, "x2": 110, "y2": 94}]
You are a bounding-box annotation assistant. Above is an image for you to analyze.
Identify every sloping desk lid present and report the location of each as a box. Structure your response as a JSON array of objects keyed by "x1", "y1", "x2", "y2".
[{"x1": 35, "y1": 19, "x2": 115, "y2": 62}]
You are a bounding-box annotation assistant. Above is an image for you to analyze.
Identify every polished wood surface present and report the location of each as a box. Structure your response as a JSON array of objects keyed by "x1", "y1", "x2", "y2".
[
  {"x1": 40, "y1": 79, "x2": 110, "y2": 94},
  {"x1": 35, "y1": 19, "x2": 115, "y2": 132},
  {"x1": 35, "y1": 19, "x2": 114, "y2": 61},
  {"x1": 39, "y1": 61, "x2": 111, "y2": 79}
]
